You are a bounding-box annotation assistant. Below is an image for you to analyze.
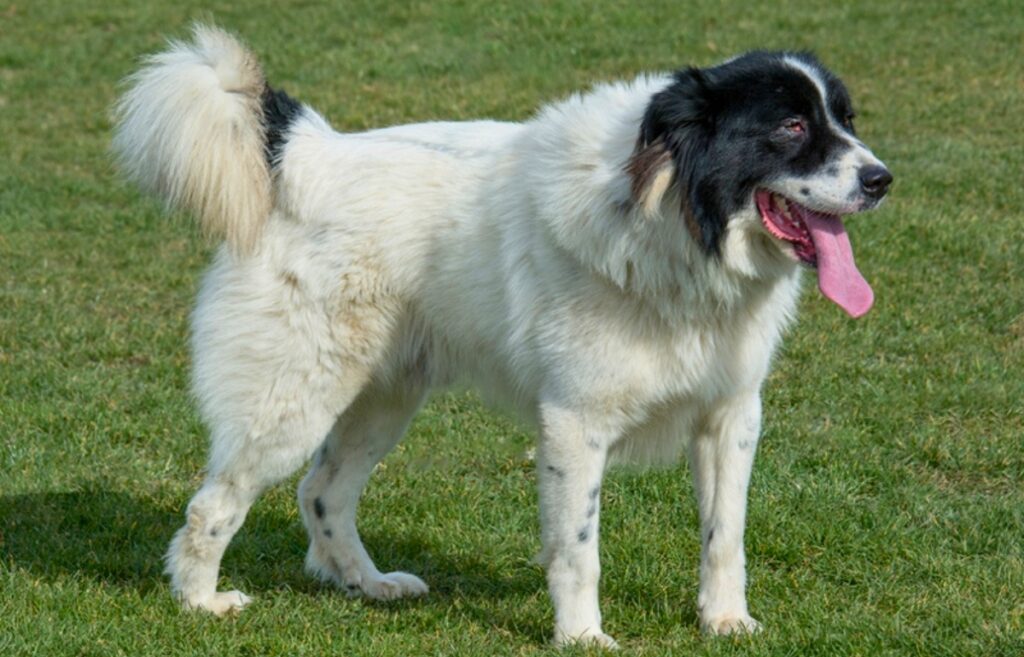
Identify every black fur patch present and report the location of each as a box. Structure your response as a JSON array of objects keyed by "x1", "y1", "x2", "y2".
[
  {"x1": 313, "y1": 497, "x2": 325, "y2": 519},
  {"x1": 546, "y1": 465, "x2": 566, "y2": 479},
  {"x1": 632, "y1": 51, "x2": 856, "y2": 256},
  {"x1": 586, "y1": 486, "x2": 600, "y2": 518},
  {"x1": 261, "y1": 84, "x2": 302, "y2": 167}
]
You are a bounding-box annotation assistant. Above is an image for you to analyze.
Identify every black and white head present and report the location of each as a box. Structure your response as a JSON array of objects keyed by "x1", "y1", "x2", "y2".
[{"x1": 629, "y1": 51, "x2": 892, "y2": 317}]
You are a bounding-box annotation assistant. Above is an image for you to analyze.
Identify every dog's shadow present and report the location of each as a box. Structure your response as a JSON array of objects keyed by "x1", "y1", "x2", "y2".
[
  {"x1": 0, "y1": 486, "x2": 544, "y2": 631},
  {"x1": 1, "y1": 487, "x2": 704, "y2": 643},
  {"x1": 0, "y1": 487, "x2": 177, "y2": 593}
]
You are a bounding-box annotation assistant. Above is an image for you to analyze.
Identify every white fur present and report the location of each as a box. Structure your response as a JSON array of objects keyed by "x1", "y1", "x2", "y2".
[
  {"x1": 114, "y1": 27, "x2": 809, "y2": 646},
  {"x1": 113, "y1": 25, "x2": 271, "y2": 253}
]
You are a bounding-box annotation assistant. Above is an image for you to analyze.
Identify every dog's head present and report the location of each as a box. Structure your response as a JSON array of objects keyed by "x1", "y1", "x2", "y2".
[{"x1": 628, "y1": 51, "x2": 891, "y2": 317}]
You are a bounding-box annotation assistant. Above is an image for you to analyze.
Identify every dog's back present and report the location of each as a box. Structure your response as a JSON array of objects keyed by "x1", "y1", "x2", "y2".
[{"x1": 113, "y1": 25, "x2": 528, "y2": 320}]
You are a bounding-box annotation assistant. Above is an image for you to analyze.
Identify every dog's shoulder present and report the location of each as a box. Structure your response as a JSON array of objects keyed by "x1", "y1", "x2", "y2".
[{"x1": 524, "y1": 75, "x2": 672, "y2": 168}]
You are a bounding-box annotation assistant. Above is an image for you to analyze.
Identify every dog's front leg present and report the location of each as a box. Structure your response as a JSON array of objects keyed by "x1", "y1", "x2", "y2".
[
  {"x1": 689, "y1": 391, "x2": 764, "y2": 635},
  {"x1": 536, "y1": 403, "x2": 619, "y2": 649}
]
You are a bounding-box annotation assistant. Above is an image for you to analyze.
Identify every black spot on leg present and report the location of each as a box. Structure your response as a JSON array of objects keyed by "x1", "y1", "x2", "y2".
[
  {"x1": 313, "y1": 497, "x2": 325, "y2": 519},
  {"x1": 323, "y1": 528, "x2": 333, "y2": 538},
  {"x1": 209, "y1": 528, "x2": 219, "y2": 537},
  {"x1": 546, "y1": 465, "x2": 565, "y2": 479},
  {"x1": 578, "y1": 527, "x2": 590, "y2": 543},
  {"x1": 707, "y1": 529, "x2": 715, "y2": 545},
  {"x1": 586, "y1": 486, "x2": 600, "y2": 518},
  {"x1": 800, "y1": 187, "x2": 811, "y2": 196}
]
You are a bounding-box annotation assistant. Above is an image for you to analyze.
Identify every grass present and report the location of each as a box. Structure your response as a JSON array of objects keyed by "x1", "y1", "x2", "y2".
[{"x1": 1, "y1": 0, "x2": 1022, "y2": 654}]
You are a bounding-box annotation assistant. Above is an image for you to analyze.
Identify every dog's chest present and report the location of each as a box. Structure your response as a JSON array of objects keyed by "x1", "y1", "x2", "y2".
[{"x1": 651, "y1": 321, "x2": 768, "y2": 405}]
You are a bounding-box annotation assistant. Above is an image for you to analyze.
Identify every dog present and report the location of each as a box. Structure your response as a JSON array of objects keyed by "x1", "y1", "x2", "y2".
[{"x1": 113, "y1": 25, "x2": 891, "y2": 647}]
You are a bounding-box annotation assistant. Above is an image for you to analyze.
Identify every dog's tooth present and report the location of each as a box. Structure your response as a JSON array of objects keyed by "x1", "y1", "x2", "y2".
[{"x1": 780, "y1": 199, "x2": 795, "y2": 224}]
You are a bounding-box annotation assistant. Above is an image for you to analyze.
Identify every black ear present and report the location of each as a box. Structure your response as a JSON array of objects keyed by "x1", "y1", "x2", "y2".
[
  {"x1": 638, "y1": 67, "x2": 710, "y2": 148},
  {"x1": 630, "y1": 68, "x2": 726, "y2": 255}
]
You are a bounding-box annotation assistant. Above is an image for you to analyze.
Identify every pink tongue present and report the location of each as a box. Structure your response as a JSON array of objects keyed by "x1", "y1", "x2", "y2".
[{"x1": 803, "y1": 213, "x2": 874, "y2": 318}]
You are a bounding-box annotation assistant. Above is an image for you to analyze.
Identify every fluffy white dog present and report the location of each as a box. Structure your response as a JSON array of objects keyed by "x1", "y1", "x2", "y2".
[{"x1": 113, "y1": 25, "x2": 890, "y2": 647}]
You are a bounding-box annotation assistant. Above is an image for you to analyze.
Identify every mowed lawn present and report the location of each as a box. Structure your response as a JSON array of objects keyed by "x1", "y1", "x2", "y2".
[{"x1": 1, "y1": 0, "x2": 1022, "y2": 655}]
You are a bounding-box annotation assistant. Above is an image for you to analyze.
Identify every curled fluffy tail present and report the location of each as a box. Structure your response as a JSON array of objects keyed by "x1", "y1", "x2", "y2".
[{"x1": 113, "y1": 25, "x2": 274, "y2": 253}]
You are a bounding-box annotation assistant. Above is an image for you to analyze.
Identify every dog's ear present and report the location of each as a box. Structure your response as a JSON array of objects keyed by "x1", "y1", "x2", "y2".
[
  {"x1": 625, "y1": 137, "x2": 674, "y2": 216},
  {"x1": 628, "y1": 68, "x2": 725, "y2": 255}
]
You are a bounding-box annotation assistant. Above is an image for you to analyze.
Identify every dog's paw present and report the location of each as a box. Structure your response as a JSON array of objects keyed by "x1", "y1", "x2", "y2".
[
  {"x1": 355, "y1": 571, "x2": 429, "y2": 601},
  {"x1": 182, "y1": 590, "x2": 253, "y2": 616},
  {"x1": 553, "y1": 628, "x2": 620, "y2": 650},
  {"x1": 701, "y1": 613, "x2": 763, "y2": 636}
]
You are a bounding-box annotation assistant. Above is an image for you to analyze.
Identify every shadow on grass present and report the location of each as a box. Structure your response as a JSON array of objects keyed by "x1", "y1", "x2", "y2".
[
  {"x1": 0, "y1": 486, "x2": 551, "y2": 642},
  {"x1": 0, "y1": 487, "x2": 541, "y2": 601},
  {"x1": 0, "y1": 488, "x2": 176, "y2": 593}
]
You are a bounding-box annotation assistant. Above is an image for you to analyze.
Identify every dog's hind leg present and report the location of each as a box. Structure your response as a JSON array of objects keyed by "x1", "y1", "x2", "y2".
[
  {"x1": 166, "y1": 387, "x2": 356, "y2": 615},
  {"x1": 689, "y1": 392, "x2": 763, "y2": 635},
  {"x1": 298, "y1": 378, "x2": 429, "y2": 600},
  {"x1": 166, "y1": 367, "x2": 372, "y2": 615},
  {"x1": 166, "y1": 255, "x2": 391, "y2": 614}
]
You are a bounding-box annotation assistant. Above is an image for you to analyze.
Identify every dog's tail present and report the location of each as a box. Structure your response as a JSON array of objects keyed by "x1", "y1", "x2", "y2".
[{"x1": 113, "y1": 24, "x2": 299, "y2": 254}]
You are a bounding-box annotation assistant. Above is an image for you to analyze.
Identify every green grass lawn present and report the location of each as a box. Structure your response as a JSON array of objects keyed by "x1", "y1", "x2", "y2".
[{"x1": 1, "y1": 0, "x2": 1022, "y2": 654}]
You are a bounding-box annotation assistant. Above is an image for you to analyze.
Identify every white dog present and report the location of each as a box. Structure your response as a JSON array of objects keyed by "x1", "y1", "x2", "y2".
[{"x1": 113, "y1": 25, "x2": 890, "y2": 647}]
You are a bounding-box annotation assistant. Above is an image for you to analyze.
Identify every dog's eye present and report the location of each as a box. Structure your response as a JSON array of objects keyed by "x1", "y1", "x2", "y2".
[
  {"x1": 781, "y1": 118, "x2": 805, "y2": 136},
  {"x1": 842, "y1": 114, "x2": 856, "y2": 131}
]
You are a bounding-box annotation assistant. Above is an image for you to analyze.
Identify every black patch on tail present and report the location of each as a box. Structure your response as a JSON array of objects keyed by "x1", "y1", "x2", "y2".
[{"x1": 261, "y1": 85, "x2": 302, "y2": 167}]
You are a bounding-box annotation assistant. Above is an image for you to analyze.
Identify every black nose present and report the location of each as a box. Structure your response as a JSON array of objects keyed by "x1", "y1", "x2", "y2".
[{"x1": 859, "y1": 164, "x2": 893, "y2": 199}]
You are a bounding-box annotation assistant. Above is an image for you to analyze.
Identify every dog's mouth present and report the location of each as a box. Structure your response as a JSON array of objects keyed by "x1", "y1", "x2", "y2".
[{"x1": 755, "y1": 190, "x2": 873, "y2": 318}]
